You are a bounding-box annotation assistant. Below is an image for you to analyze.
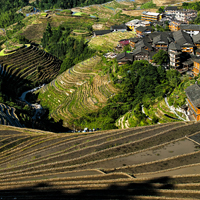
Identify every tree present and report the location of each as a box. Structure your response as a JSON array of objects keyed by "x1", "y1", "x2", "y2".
[
  {"x1": 152, "y1": 50, "x2": 169, "y2": 65},
  {"x1": 123, "y1": 44, "x2": 131, "y2": 52},
  {"x1": 46, "y1": 22, "x2": 52, "y2": 37},
  {"x1": 157, "y1": 6, "x2": 164, "y2": 13},
  {"x1": 166, "y1": 69, "x2": 181, "y2": 88}
]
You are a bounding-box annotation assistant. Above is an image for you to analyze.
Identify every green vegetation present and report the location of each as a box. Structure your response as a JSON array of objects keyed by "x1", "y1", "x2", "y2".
[
  {"x1": 152, "y1": 22, "x2": 170, "y2": 32},
  {"x1": 153, "y1": 50, "x2": 169, "y2": 65},
  {"x1": 35, "y1": 0, "x2": 112, "y2": 10},
  {"x1": 41, "y1": 23, "x2": 95, "y2": 74},
  {"x1": 72, "y1": 60, "x2": 181, "y2": 129},
  {"x1": 0, "y1": 11, "x2": 24, "y2": 28},
  {"x1": 157, "y1": 6, "x2": 165, "y2": 13},
  {"x1": 140, "y1": 0, "x2": 157, "y2": 9},
  {"x1": 182, "y1": 1, "x2": 200, "y2": 11}
]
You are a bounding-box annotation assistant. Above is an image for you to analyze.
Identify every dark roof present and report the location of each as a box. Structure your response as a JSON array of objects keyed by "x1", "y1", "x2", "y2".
[
  {"x1": 192, "y1": 33, "x2": 200, "y2": 43},
  {"x1": 135, "y1": 39, "x2": 153, "y2": 50},
  {"x1": 149, "y1": 51, "x2": 156, "y2": 59},
  {"x1": 143, "y1": 36, "x2": 151, "y2": 43},
  {"x1": 93, "y1": 30, "x2": 112, "y2": 36},
  {"x1": 196, "y1": 48, "x2": 200, "y2": 53},
  {"x1": 129, "y1": 38, "x2": 141, "y2": 43},
  {"x1": 147, "y1": 32, "x2": 161, "y2": 41},
  {"x1": 185, "y1": 84, "x2": 200, "y2": 108},
  {"x1": 147, "y1": 31, "x2": 173, "y2": 42},
  {"x1": 182, "y1": 59, "x2": 193, "y2": 65},
  {"x1": 192, "y1": 58, "x2": 200, "y2": 64},
  {"x1": 165, "y1": 6, "x2": 178, "y2": 11},
  {"x1": 168, "y1": 42, "x2": 181, "y2": 51},
  {"x1": 132, "y1": 47, "x2": 149, "y2": 56},
  {"x1": 173, "y1": 30, "x2": 194, "y2": 47},
  {"x1": 136, "y1": 26, "x2": 148, "y2": 32},
  {"x1": 110, "y1": 24, "x2": 127, "y2": 30},
  {"x1": 116, "y1": 52, "x2": 134, "y2": 62},
  {"x1": 180, "y1": 24, "x2": 200, "y2": 31},
  {"x1": 153, "y1": 32, "x2": 169, "y2": 45}
]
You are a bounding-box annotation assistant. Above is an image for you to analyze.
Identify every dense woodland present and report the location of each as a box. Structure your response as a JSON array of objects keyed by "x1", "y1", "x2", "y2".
[
  {"x1": 41, "y1": 23, "x2": 95, "y2": 74},
  {"x1": 35, "y1": 0, "x2": 112, "y2": 10},
  {"x1": 0, "y1": 0, "x2": 28, "y2": 28}
]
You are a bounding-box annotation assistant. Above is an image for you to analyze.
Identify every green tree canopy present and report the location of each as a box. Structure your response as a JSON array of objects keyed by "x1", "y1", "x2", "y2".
[{"x1": 153, "y1": 50, "x2": 169, "y2": 65}]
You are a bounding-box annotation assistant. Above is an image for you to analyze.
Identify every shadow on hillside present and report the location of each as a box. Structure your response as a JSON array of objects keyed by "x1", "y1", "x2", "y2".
[
  {"x1": 0, "y1": 176, "x2": 175, "y2": 199},
  {"x1": 0, "y1": 63, "x2": 70, "y2": 132}
]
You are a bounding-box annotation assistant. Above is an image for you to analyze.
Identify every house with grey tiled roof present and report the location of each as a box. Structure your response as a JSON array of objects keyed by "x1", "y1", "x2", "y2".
[
  {"x1": 110, "y1": 24, "x2": 127, "y2": 32},
  {"x1": 152, "y1": 32, "x2": 169, "y2": 52},
  {"x1": 165, "y1": 6, "x2": 179, "y2": 15},
  {"x1": 180, "y1": 24, "x2": 200, "y2": 37},
  {"x1": 173, "y1": 30, "x2": 194, "y2": 54},
  {"x1": 192, "y1": 33, "x2": 200, "y2": 49},
  {"x1": 135, "y1": 39, "x2": 153, "y2": 51},
  {"x1": 116, "y1": 52, "x2": 134, "y2": 65},
  {"x1": 185, "y1": 83, "x2": 200, "y2": 121},
  {"x1": 132, "y1": 48, "x2": 150, "y2": 61},
  {"x1": 136, "y1": 26, "x2": 152, "y2": 37},
  {"x1": 93, "y1": 30, "x2": 112, "y2": 37}
]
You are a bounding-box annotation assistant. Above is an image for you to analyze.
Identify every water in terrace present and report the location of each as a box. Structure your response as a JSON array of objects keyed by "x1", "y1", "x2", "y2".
[{"x1": 26, "y1": 8, "x2": 40, "y2": 17}]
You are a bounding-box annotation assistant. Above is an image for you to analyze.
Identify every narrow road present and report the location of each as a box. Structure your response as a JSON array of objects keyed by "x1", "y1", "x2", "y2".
[{"x1": 19, "y1": 84, "x2": 45, "y2": 120}]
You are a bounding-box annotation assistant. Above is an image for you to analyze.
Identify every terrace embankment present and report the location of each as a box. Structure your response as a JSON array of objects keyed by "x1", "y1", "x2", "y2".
[{"x1": 0, "y1": 121, "x2": 199, "y2": 199}]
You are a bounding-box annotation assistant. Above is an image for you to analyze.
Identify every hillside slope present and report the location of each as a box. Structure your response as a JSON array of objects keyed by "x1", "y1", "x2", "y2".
[
  {"x1": 38, "y1": 56, "x2": 118, "y2": 128},
  {"x1": 0, "y1": 45, "x2": 62, "y2": 97},
  {"x1": 0, "y1": 122, "x2": 200, "y2": 199}
]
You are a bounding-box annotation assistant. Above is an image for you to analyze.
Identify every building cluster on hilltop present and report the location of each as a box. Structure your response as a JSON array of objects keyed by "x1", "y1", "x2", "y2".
[
  {"x1": 94, "y1": 6, "x2": 200, "y2": 78},
  {"x1": 116, "y1": 29, "x2": 200, "y2": 78}
]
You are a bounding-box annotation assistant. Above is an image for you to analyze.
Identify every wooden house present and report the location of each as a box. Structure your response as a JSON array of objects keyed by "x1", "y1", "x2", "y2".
[
  {"x1": 192, "y1": 58, "x2": 200, "y2": 77},
  {"x1": 129, "y1": 38, "x2": 141, "y2": 48},
  {"x1": 185, "y1": 83, "x2": 200, "y2": 121},
  {"x1": 116, "y1": 52, "x2": 134, "y2": 65},
  {"x1": 192, "y1": 33, "x2": 200, "y2": 49},
  {"x1": 152, "y1": 32, "x2": 169, "y2": 52},
  {"x1": 173, "y1": 30, "x2": 194, "y2": 54},
  {"x1": 136, "y1": 26, "x2": 152, "y2": 37},
  {"x1": 135, "y1": 39, "x2": 153, "y2": 52},
  {"x1": 132, "y1": 48, "x2": 149, "y2": 61},
  {"x1": 196, "y1": 49, "x2": 200, "y2": 57}
]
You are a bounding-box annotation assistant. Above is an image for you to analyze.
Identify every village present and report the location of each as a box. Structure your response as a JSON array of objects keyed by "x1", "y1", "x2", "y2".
[
  {"x1": 94, "y1": 6, "x2": 200, "y2": 78},
  {"x1": 93, "y1": 6, "x2": 200, "y2": 123}
]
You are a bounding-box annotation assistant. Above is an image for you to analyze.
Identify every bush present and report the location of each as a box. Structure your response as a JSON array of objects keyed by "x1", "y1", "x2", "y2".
[{"x1": 140, "y1": 0, "x2": 157, "y2": 9}]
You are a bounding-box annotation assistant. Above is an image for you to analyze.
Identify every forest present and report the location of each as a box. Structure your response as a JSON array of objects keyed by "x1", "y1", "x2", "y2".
[
  {"x1": 0, "y1": 0, "x2": 28, "y2": 28},
  {"x1": 41, "y1": 23, "x2": 95, "y2": 74},
  {"x1": 35, "y1": 0, "x2": 112, "y2": 10},
  {"x1": 72, "y1": 60, "x2": 181, "y2": 130}
]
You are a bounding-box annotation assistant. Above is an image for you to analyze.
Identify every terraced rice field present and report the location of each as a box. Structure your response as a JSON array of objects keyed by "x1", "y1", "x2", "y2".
[
  {"x1": 0, "y1": 45, "x2": 62, "y2": 95},
  {"x1": 0, "y1": 103, "x2": 22, "y2": 127},
  {"x1": 38, "y1": 56, "x2": 118, "y2": 125},
  {"x1": 0, "y1": 121, "x2": 200, "y2": 199}
]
